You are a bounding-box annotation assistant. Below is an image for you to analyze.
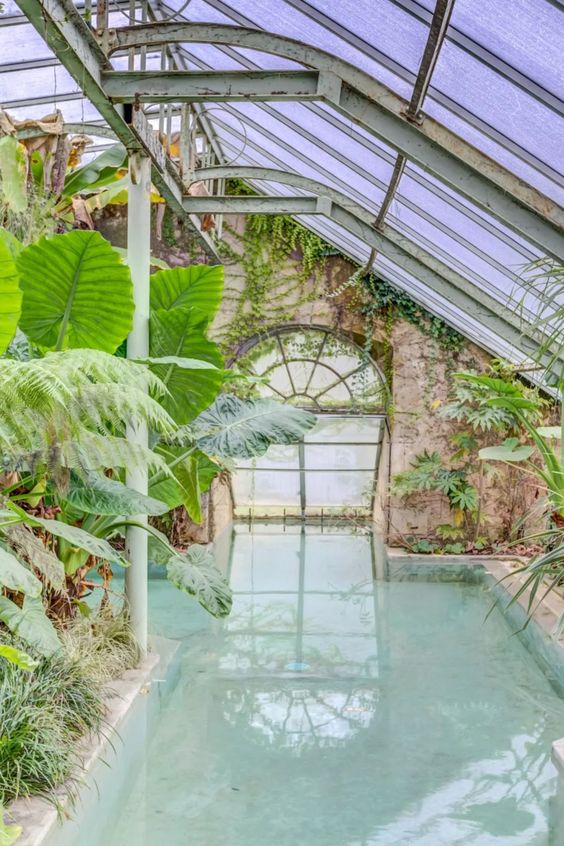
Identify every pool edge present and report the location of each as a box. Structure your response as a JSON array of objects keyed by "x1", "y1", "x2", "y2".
[{"x1": 7, "y1": 635, "x2": 180, "y2": 846}]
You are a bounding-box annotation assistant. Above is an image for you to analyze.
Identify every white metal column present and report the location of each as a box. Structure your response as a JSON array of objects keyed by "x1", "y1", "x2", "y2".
[{"x1": 125, "y1": 153, "x2": 151, "y2": 652}]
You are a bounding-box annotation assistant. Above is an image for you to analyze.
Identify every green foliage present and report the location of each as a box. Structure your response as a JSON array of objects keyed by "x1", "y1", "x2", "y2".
[
  {"x1": 0, "y1": 637, "x2": 105, "y2": 807},
  {"x1": 62, "y1": 144, "x2": 127, "y2": 197},
  {"x1": 218, "y1": 200, "x2": 327, "y2": 348},
  {"x1": 0, "y1": 349, "x2": 173, "y2": 473},
  {"x1": 150, "y1": 264, "x2": 224, "y2": 321},
  {"x1": 62, "y1": 471, "x2": 169, "y2": 517},
  {"x1": 149, "y1": 307, "x2": 224, "y2": 424},
  {"x1": 0, "y1": 137, "x2": 27, "y2": 215},
  {"x1": 17, "y1": 230, "x2": 134, "y2": 352},
  {"x1": 0, "y1": 644, "x2": 37, "y2": 672},
  {"x1": 190, "y1": 394, "x2": 317, "y2": 459},
  {"x1": 0, "y1": 237, "x2": 21, "y2": 355},
  {"x1": 58, "y1": 607, "x2": 139, "y2": 685},
  {"x1": 166, "y1": 544, "x2": 232, "y2": 618},
  {"x1": 362, "y1": 274, "x2": 465, "y2": 354},
  {"x1": 0, "y1": 597, "x2": 61, "y2": 658},
  {"x1": 392, "y1": 449, "x2": 478, "y2": 514},
  {"x1": 479, "y1": 438, "x2": 535, "y2": 462}
]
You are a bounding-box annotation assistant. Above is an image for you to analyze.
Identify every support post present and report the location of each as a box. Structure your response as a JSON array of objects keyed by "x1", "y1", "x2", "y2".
[{"x1": 125, "y1": 153, "x2": 151, "y2": 653}]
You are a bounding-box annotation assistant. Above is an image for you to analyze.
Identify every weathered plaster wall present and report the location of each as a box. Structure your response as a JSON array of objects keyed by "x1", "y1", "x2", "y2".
[{"x1": 96, "y1": 208, "x2": 528, "y2": 543}]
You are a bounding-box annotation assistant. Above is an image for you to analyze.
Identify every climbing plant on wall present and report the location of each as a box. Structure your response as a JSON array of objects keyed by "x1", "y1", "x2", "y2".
[
  {"x1": 218, "y1": 181, "x2": 328, "y2": 350},
  {"x1": 220, "y1": 179, "x2": 465, "y2": 377}
]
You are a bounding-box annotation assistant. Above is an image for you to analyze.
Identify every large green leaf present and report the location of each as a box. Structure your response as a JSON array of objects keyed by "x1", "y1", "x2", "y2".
[
  {"x1": 0, "y1": 642, "x2": 38, "y2": 671},
  {"x1": 149, "y1": 307, "x2": 224, "y2": 424},
  {"x1": 166, "y1": 545, "x2": 232, "y2": 618},
  {"x1": 150, "y1": 265, "x2": 224, "y2": 323},
  {"x1": 63, "y1": 471, "x2": 169, "y2": 517},
  {"x1": 457, "y1": 374, "x2": 524, "y2": 397},
  {"x1": 0, "y1": 595, "x2": 61, "y2": 656},
  {"x1": 479, "y1": 438, "x2": 535, "y2": 462},
  {"x1": 193, "y1": 395, "x2": 317, "y2": 459},
  {"x1": 63, "y1": 144, "x2": 127, "y2": 196},
  {"x1": 5, "y1": 524, "x2": 65, "y2": 591},
  {"x1": 16, "y1": 512, "x2": 128, "y2": 569},
  {"x1": 150, "y1": 448, "x2": 202, "y2": 522},
  {"x1": 0, "y1": 238, "x2": 21, "y2": 354},
  {"x1": 0, "y1": 136, "x2": 27, "y2": 213},
  {"x1": 0, "y1": 547, "x2": 42, "y2": 597},
  {"x1": 18, "y1": 230, "x2": 134, "y2": 352}
]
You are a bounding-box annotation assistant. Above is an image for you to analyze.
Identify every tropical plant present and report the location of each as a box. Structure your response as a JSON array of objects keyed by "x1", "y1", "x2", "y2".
[
  {"x1": 463, "y1": 372, "x2": 564, "y2": 617},
  {"x1": 0, "y1": 640, "x2": 105, "y2": 808},
  {"x1": 391, "y1": 444, "x2": 480, "y2": 545},
  {"x1": 392, "y1": 366, "x2": 548, "y2": 552},
  {"x1": 454, "y1": 259, "x2": 564, "y2": 619},
  {"x1": 0, "y1": 229, "x2": 317, "y2": 653}
]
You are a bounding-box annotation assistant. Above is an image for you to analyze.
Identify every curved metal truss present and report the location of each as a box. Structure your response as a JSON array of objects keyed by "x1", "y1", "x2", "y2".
[{"x1": 12, "y1": 0, "x2": 564, "y2": 374}]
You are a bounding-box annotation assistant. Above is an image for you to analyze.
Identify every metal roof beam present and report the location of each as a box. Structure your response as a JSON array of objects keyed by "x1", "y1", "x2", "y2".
[
  {"x1": 375, "y1": 0, "x2": 454, "y2": 231},
  {"x1": 191, "y1": 164, "x2": 560, "y2": 371},
  {"x1": 101, "y1": 69, "x2": 321, "y2": 102},
  {"x1": 107, "y1": 23, "x2": 564, "y2": 260},
  {"x1": 15, "y1": 0, "x2": 220, "y2": 262}
]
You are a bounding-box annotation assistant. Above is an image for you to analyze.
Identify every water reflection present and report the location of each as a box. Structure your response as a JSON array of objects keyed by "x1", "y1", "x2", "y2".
[{"x1": 95, "y1": 525, "x2": 564, "y2": 846}]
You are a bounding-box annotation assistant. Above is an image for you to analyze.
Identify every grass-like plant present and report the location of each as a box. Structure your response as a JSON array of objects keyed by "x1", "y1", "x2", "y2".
[{"x1": 0, "y1": 644, "x2": 104, "y2": 807}]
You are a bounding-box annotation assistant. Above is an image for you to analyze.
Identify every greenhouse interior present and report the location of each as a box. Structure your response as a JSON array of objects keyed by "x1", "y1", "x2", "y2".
[{"x1": 0, "y1": 0, "x2": 563, "y2": 843}]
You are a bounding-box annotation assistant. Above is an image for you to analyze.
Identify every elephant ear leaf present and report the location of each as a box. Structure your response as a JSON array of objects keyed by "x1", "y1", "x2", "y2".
[
  {"x1": 0, "y1": 135, "x2": 27, "y2": 213},
  {"x1": 0, "y1": 595, "x2": 61, "y2": 656},
  {"x1": 166, "y1": 544, "x2": 232, "y2": 618},
  {"x1": 63, "y1": 471, "x2": 169, "y2": 517},
  {"x1": 150, "y1": 265, "x2": 224, "y2": 323},
  {"x1": 150, "y1": 448, "x2": 203, "y2": 523},
  {"x1": 149, "y1": 306, "x2": 224, "y2": 424},
  {"x1": 0, "y1": 547, "x2": 43, "y2": 597},
  {"x1": 0, "y1": 236, "x2": 21, "y2": 354},
  {"x1": 18, "y1": 229, "x2": 134, "y2": 352},
  {"x1": 479, "y1": 438, "x2": 535, "y2": 462},
  {"x1": 193, "y1": 395, "x2": 317, "y2": 459}
]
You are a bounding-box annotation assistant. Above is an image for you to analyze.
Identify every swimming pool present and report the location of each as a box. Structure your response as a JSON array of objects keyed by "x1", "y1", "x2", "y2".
[{"x1": 56, "y1": 526, "x2": 564, "y2": 846}]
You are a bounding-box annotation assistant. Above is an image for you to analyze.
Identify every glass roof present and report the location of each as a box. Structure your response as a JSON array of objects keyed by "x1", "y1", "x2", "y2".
[{"x1": 1, "y1": 0, "x2": 563, "y2": 368}]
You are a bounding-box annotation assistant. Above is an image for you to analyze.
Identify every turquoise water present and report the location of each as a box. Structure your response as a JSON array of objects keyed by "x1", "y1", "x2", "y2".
[{"x1": 67, "y1": 527, "x2": 564, "y2": 845}]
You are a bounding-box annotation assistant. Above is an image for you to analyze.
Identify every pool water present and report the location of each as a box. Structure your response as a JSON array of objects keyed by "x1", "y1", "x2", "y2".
[{"x1": 67, "y1": 527, "x2": 564, "y2": 845}]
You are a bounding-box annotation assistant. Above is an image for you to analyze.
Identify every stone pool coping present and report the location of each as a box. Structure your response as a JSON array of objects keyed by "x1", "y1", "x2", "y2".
[
  {"x1": 7, "y1": 635, "x2": 179, "y2": 846},
  {"x1": 387, "y1": 548, "x2": 564, "y2": 775}
]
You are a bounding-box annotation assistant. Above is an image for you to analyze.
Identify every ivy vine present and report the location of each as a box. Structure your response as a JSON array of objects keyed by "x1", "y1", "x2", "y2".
[
  {"x1": 219, "y1": 179, "x2": 466, "y2": 374},
  {"x1": 218, "y1": 180, "x2": 328, "y2": 349}
]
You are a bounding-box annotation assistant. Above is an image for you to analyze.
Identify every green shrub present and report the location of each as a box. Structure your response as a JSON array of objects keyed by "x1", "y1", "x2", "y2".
[
  {"x1": 59, "y1": 607, "x2": 139, "y2": 685},
  {"x1": 0, "y1": 644, "x2": 105, "y2": 806}
]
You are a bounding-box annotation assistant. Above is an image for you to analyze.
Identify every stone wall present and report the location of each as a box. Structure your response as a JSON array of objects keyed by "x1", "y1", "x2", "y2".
[{"x1": 96, "y1": 207, "x2": 534, "y2": 544}]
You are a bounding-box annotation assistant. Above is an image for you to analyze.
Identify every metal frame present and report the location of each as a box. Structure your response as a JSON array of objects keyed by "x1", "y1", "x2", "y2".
[
  {"x1": 246, "y1": 0, "x2": 563, "y2": 183},
  {"x1": 189, "y1": 164, "x2": 558, "y2": 369},
  {"x1": 106, "y1": 22, "x2": 564, "y2": 259},
  {"x1": 15, "y1": 0, "x2": 221, "y2": 262}
]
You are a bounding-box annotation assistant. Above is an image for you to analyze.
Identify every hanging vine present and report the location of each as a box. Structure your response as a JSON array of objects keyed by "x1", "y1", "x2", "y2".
[{"x1": 219, "y1": 179, "x2": 466, "y2": 374}]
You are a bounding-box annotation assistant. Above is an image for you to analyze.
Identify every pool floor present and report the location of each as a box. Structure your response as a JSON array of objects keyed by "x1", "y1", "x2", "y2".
[{"x1": 69, "y1": 528, "x2": 564, "y2": 845}]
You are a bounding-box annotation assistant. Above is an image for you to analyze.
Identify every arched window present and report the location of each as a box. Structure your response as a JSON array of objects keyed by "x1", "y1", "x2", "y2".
[
  {"x1": 232, "y1": 327, "x2": 389, "y2": 519},
  {"x1": 235, "y1": 325, "x2": 386, "y2": 412}
]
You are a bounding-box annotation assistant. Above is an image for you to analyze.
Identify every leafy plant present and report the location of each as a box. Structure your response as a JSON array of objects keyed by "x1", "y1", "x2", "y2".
[
  {"x1": 0, "y1": 641, "x2": 105, "y2": 807},
  {"x1": 392, "y1": 447, "x2": 479, "y2": 541},
  {"x1": 17, "y1": 230, "x2": 134, "y2": 352}
]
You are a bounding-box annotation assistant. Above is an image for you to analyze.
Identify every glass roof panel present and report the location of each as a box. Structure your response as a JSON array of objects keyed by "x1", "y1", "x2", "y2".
[
  {"x1": 447, "y1": 0, "x2": 564, "y2": 95},
  {"x1": 432, "y1": 40, "x2": 562, "y2": 175},
  {"x1": 0, "y1": 0, "x2": 561, "y2": 370}
]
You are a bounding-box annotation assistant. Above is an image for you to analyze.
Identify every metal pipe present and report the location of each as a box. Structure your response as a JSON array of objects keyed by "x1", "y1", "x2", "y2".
[{"x1": 125, "y1": 153, "x2": 151, "y2": 654}]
